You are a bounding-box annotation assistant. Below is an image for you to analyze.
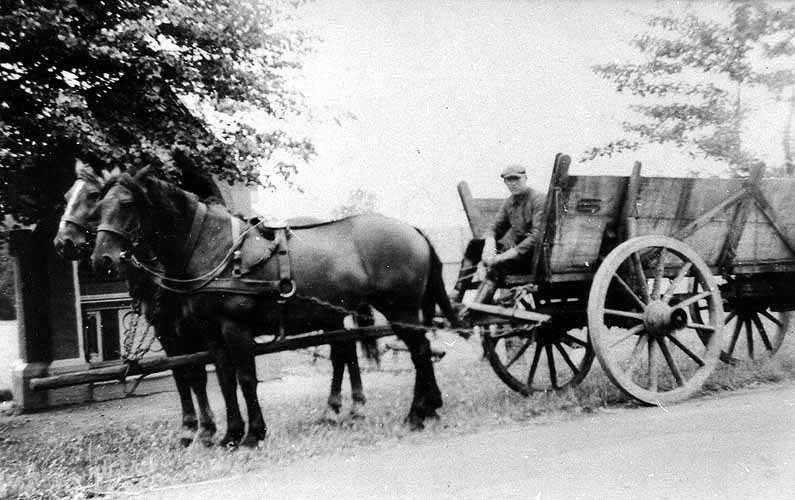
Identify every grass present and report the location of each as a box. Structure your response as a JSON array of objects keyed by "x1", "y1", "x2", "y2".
[{"x1": 1, "y1": 331, "x2": 794, "y2": 500}]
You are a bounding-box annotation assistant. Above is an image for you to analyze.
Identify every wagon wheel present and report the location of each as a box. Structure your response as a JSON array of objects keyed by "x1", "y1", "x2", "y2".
[
  {"x1": 588, "y1": 235, "x2": 723, "y2": 405},
  {"x1": 690, "y1": 282, "x2": 791, "y2": 364},
  {"x1": 482, "y1": 300, "x2": 593, "y2": 395}
]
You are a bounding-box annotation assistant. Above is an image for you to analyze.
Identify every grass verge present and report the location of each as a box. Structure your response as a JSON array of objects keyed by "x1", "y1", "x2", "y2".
[{"x1": 1, "y1": 332, "x2": 794, "y2": 500}]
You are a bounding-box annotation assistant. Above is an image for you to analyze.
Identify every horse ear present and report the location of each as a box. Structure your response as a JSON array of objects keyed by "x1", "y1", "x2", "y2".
[
  {"x1": 74, "y1": 158, "x2": 94, "y2": 176},
  {"x1": 134, "y1": 166, "x2": 152, "y2": 181},
  {"x1": 101, "y1": 167, "x2": 121, "y2": 182}
]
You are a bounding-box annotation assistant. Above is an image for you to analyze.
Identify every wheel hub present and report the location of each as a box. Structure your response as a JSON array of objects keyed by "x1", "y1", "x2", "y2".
[{"x1": 644, "y1": 300, "x2": 687, "y2": 336}]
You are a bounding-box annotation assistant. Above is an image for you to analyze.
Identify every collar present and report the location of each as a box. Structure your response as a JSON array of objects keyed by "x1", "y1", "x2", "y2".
[{"x1": 511, "y1": 187, "x2": 532, "y2": 204}]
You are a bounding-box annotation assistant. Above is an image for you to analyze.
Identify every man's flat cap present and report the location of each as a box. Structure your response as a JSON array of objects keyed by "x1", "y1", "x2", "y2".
[{"x1": 500, "y1": 164, "x2": 526, "y2": 178}]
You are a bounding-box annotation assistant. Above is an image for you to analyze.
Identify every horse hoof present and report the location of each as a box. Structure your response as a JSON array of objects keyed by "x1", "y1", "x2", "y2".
[
  {"x1": 179, "y1": 436, "x2": 193, "y2": 448},
  {"x1": 426, "y1": 409, "x2": 441, "y2": 421},
  {"x1": 318, "y1": 407, "x2": 340, "y2": 424},
  {"x1": 220, "y1": 435, "x2": 242, "y2": 451},
  {"x1": 349, "y1": 402, "x2": 366, "y2": 420},
  {"x1": 404, "y1": 414, "x2": 425, "y2": 431},
  {"x1": 240, "y1": 434, "x2": 266, "y2": 449}
]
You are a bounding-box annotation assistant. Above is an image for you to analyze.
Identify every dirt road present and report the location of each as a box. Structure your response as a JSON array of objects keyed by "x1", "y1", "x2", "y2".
[{"x1": 130, "y1": 383, "x2": 794, "y2": 500}]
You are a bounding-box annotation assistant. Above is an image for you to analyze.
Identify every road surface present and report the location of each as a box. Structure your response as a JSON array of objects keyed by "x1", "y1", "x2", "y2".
[{"x1": 131, "y1": 383, "x2": 794, "y2": 500}]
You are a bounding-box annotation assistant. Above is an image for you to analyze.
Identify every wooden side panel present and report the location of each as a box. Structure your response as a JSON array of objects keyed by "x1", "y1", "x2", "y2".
[
  {"x1": 463, "y1": 170, "x2": 795, "y2": 279},
  {"x1": 550, "y1": 175, "x2": 626, "y2": 273},
  {"x1": 733, "y1": 179, "x2": 795, "y2": 263}
]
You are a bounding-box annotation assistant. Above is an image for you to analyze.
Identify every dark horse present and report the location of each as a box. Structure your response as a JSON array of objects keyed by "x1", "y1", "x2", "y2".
[
  {"x1": 91, "y1": 169, "x2": 461, "y2": 447},
  {"x1": 53, "y1": 160, "x2": 218, "y2": 446},
  {"x1": 55, "y1": 163, "x2": 379, "y2": 427}
]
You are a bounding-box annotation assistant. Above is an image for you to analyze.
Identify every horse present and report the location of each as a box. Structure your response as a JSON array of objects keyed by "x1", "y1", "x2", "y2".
[
  {"x1": 53, "y1": 160, "x2": 218, "y2": 447},
  {"x1": 90, "y1": 168, "x2": 462, "y2": 447},
  {"x1": 55, "y1": 164, "x2": 378, "y2": 426}
]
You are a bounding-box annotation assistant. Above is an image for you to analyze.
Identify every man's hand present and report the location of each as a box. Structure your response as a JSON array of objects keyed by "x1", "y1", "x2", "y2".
[
  {"x1": 491, "y1": 247, "x2": 519, "y2": 266},
  {"x1": 481, "y1": 238, "x2": 497, "y2": 266}
]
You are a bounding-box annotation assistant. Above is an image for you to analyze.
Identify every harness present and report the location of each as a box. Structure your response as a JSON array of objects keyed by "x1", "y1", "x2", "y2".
[{"x1": 124, "y1": 203, "x2": 296, "y2": 299}]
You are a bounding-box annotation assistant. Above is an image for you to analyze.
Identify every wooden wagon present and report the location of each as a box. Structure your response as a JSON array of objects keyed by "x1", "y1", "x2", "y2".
[{"x1": 459, "y1": 153, "x2": 795, "y2": 404}]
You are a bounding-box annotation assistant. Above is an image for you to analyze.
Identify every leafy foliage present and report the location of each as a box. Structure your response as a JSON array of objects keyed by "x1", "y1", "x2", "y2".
[
  {"x1": 585, "y1": 0, "x2": 795, "y2": 175},
  {"x1": 0, "y1": 0, "x2": 315, "y2": 223}
]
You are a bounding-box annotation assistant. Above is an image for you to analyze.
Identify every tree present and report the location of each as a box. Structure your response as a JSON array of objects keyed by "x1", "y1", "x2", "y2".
[
  {"x1": 332, "y1": 188, "x2": 379, "y2": 218},
  {"x1": 0, "y1": 0, "x2": 315, "y2": 224},
  {"x1": 584, "y1": 0, "x2": 795, "y2": 176}
]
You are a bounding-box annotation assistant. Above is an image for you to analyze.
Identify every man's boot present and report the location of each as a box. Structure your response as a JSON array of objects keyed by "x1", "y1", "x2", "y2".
[{"x1": 449, "y1": 259, "x2": 477, "y2": 303}]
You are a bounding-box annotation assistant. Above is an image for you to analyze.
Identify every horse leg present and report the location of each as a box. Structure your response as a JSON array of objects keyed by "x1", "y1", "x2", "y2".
[
  {"x1": 157, "y1": 330, "x2": 199, "y2": 447},
  {"x1": 346, "y1": 342, "x2": 366, "y2": 420},
  {"x1": 188, "y1": 364, "x2": 217, "y2": 447},
  {"x1": 171, "y1": 365, "x2": 199, "y2": 447},
  {"x1": 322, "y1": 342, "x2": 345, "y2": 423},
  {"x1": 208, "y1": 338, "x2": 246, "y2": 449},
  {"x1": 221, "y1": 321, "x2": 266, "y2": 448},
  {"x1": 388, "y1": 310, "x2": 442, "y2": 430}
]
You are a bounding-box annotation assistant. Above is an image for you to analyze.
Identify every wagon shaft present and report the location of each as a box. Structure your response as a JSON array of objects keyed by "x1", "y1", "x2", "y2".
[{"x1": 29, "y1": 325, "x2": 395, "y2": 392}]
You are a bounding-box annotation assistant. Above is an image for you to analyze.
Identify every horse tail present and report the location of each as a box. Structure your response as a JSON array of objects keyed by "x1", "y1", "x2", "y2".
[
  {"x1": 359, "y1": 337, "x2": 380, "y2": 365},
  {"x1": 355, "y1": 305, "x2": 380, "y2": 365},
  {"x1": 415, "y1": 229, "x2": 466, "y2": 330}
]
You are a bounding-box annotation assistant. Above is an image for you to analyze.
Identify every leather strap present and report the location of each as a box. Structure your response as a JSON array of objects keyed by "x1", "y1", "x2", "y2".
[{"x1": 183, "y1": 202, "x2": 207, "y2": 263}]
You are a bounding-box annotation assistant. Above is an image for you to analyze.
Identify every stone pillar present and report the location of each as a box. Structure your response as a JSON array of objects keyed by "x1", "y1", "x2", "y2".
[{"x1": 9, "y1": 228, "x2": 52, "y2": 410}]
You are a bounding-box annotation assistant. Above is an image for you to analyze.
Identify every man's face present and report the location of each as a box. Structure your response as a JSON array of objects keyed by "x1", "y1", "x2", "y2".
[{"x1": 503, "y1": 174, "x2": 528, "y2": 195}]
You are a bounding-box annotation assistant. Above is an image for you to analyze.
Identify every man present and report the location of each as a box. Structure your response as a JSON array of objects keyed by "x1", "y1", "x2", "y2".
[{"x1": 451, "y1": 164, "x2": 546, "y2": 303}]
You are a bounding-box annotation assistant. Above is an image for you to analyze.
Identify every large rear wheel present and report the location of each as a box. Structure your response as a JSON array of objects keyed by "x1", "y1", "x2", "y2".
[
  {"x1": 690, "y1": 281, "x2": 791, "y2": 363},
  {"x1": 588, "y1": 235, "x2": 723, "y2": 405}
]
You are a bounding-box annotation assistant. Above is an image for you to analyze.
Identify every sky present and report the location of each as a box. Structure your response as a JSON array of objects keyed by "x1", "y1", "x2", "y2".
[{"x1": 254, "y1": 0, "x2": 792, "y2": 229}]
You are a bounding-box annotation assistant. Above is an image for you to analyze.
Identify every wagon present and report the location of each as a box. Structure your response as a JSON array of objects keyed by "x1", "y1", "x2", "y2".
[{"x1": 459, "y1": 153, "x2": 795, "y2": 404}]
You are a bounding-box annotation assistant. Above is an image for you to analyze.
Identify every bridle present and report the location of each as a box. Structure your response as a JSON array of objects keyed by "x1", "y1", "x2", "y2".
[{"x1": 57, "y1": 177, "x2": 103, "y2": 245}]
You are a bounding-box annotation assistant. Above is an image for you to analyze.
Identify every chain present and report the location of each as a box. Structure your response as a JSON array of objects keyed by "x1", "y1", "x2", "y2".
[
  {"x1": 121, "y1": 304, "x2": 162, "y2": 363},
  {"x1": 293, "y1": 293, "x2": 485, "y2": 340}
]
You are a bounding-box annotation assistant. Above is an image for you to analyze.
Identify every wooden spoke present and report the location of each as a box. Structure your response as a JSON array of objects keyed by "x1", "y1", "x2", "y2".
[
  {"x1": 648, "y1": 338, "x2": 658, "y2": 391},
  {"x1": 609, "y1": 324, "x2": 645, "y2": 348},
  {"x1": 554, "y1": 342, "x2": 579, "y2": 373},
  {"x1": 604, "y1": 309, "x2": 645, "y2": 321},
  {"x1": 545, "y1": 343, "x2": 558, "y2": 389},
  {"x1": 505, "y1": 338, "x2": 534, "y2": 369},
  {"x1": 527, "y1": 342, "x2": 543, "y2": 388},
  {"x1": 612, "y1": 273, "x2": 646, "y2": 309},
  {"x1": 684, "y1": 322, "x2": 716, "y2": 333},
  {"x1": 745, "y1": 319, "x2": 754, "y2": 359},
  {"x1": 561, "y1": 332, "x2": 588, "y2": 347},
  {"x1": 727, "y1": 317, "x2": 743, "y2": 356},
  {"x1": 492, "y1": 327, "x2": 533, "y2": 340},
  {"x1": 724, "y1": 311, "x2": 737, "y2": 325},
  {"x1": 750, "y1": 313, "x2": 774, "y2": 352},
  {"x1": 626, "y1": 334, "x2": 648, "y2": 377},
  {"x1": 759, "y1": 310, "x2": 782, "y2": 328},
  {"x1": 668, "y1": 333, "x2": 705, "y2": 367},
  {"x1": 651, "y1": 248, "x2": 668, "y2": 300},
  {"x1": 662, "y1": 262, "x2": 693, "y2": 303},
  {"x1": 658, "y1": 337, "x2": 684, "y2": 386},
  {"x1": 673, "y1": 290, "x2": 713, "y2": 311},
  {"x1": 631, "y1": 251, "x2": 651, "y2": 303}
]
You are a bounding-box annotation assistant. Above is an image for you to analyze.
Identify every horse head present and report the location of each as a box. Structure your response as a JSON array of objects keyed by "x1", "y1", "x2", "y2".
[
  {"x1": 91, "y1": 170, "x2": 151, "y2": 278},
  {"x1": 53, "y1": 159, "x2": 121, "y2": 260}
]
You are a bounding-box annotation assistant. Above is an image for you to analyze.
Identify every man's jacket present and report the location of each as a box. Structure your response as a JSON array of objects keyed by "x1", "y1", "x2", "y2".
[{"x1": 485, "y1": 187, "x2": 546, "y2": 256}]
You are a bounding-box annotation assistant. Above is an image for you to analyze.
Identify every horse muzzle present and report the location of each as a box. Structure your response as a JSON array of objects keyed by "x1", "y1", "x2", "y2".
[
  {"x1": 92, "y1": 252, "x2": 123, "y2": 278},
  {"x1": 53, "y1": 236, "x2": 91, "y2": 261}
]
